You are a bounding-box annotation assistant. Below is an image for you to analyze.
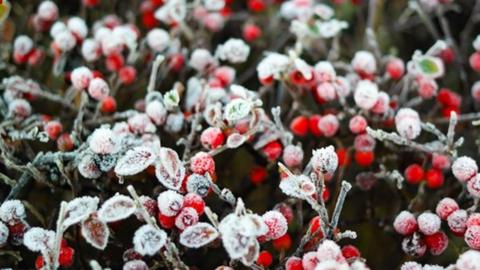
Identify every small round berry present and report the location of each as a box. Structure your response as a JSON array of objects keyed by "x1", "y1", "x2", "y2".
[
  {"x1": 465, "y1": 225, "x2": 480, "y2": 249},
  {"x1": 58, "y1": 246, "x2": 75, "y2": 267},
  {"x1": 262, "y1": 210, "x2": 288, "y2": 240},
  {"x1": 257, "y1": 251, "x2": 273, "y2": 268},
  {"x1": 349, "y1": 115, "x2": 368, "y2": 134},
  {"x1": 432, "y1": 153, "x2": 451, "y2": 170},
  {"x1": 417, "y1": 76, "x2": 438, "y2": 99},
  {"x1": 302, "y1": 251, "x2": 319, "y2": 270},
  {"x1": 273, "y1": 233, "x2": 292, "y2": 251},
  {"x1": 249, "y1": 166, "x2": 267, "y2": 185},
  {"x1": 402, "y1": 233, "x2": 427, "y2": 257},
  {"x1": 274, "y1": 203, "x2": 294, "y2": 224},
  {"x1": 470, "y1": 52, "x2": 480, "y2": 72},
  {"x1": 88, "y1": 78, "x2": 110, "y2": 101},
  {"x1": 308, "y1": 115, "x2": 323, "y2": 137},
  {"x1": 106, "y1": 53, "x2": 125, "y2": 72},
  {"x1": 354, "y1": 151, "x2": 374, "y2": 167},
  {"x1": 243, "y1": 24, "x2": 262, "y2": 42},
  {"x1": 283, "y1": 145, "x2": 304, "y2": 168},
  {"x1": 183, "y1": 193, "x2": 205, "y2": 215},
  {"x1": 8, "y1": 99, "x2": 32, "y2": 119},
  {"x1": 336, "y1": 148, "x2": 350, "y2": 167},
  {"x1": 57, "y1": 133, "x2": 74, "y2": 151},
  {"x1": 146, "y1": 28, "x2": 170, "y2": 52},
  {"x1": 395, "y1": 108, "x2": 421, "y2": 140},
  {"x1": 404, "y1": 164, "x2": 424, "y2": 185},
  {"x1": 175, "y1": 207, "x2": 199, "y2": 230},
  {"x1": 157, "y1": 190, "x2": 184, "y2": 217},
  {"x1": 467, "y1": 174, "x2": 480, "y2": 198},
  {"x1": 371, "y1": 91, "x2": 390, "y2": 114},
  {"x1": 394, "y1": 211, "x2": 418, "y2": 235},
  {"x1": 290, "y1": 116, "x2": 309, "y2": 137},
  {"x1": 308, "y1": 216, "x2": 324, "y2": 240},
  {"x1": 43, "y1": 120, "x2": 63, "y2": 140},
  {"x1": 200, "y1": 127, "x2": 224, "y2": 149},
  {"x1": 101, "y1": 96, "x2": 117, "y2": 113},
  {"x1": 341, "y1": 245, "x2": 361, "y2": 259},
  {"x1": 190, "y1": 152, "x2": 215, "y2": 175},
  {"x1": 424, "y1": 231, "x2": 448, "y2": 256},
  {"x1": 88, "y1": 127, "x2": 117, "y2": 154},
  {"x1": 353, "y1": 133, "x2": 376, "y2": 152},
  {"x1": 467, "y1": 213, "x2": 480, "y2": 228},
  {"x1": 436, "y1": 197, "x2": 459, "y2": 220},
  {"x1": 37, "y1": 1, "x2": 59, "y2": 21},
  {"x1": 354, "y1": 80, "x2": 379, "y2": 110},
  {"x1": 123, "y1": 260, "x2": 148, "y2": 270},
  {"x1": 318, "y1": 114, "x2": 339, "y2": 137},
  {"x1": 311, "y1": 145, "x2": 338, "y2": 175},
  {"x1": 472, "y1": 81, "x2": 480, "y2": 103},
  {"x1": 157, "y1": 213, "x2": 176, "y2": 229},
  {"x1": 386, "y1": 57, "x2": 405, "y2": 80},
  {"x1": 447, "y1": 209, "x2": 468, "y2": 236},
  {"x1": 355, "y1": 172, "x2": 377, "y2": 191},
  {"x1": 262, "y1": 141, "x2": 283, "y2": 161},
  {"x1": 119, "y1": 66, "x2": 137, "y2": 85},
  {"x1": 417, "y1": 212, "x2": 441, "y2": 236},
  {"x1": 316, "y1": 240, "x2": 345, "y2": 263},
  {"x1": 425, "y1": 168, "x2": 444, "y2": 189},
  {"x1": 285, "y1": 256, "x2": 303, "y2": 270},
  {"x1": 186, "y1": 173, "x2": 211, "y2": 197},
  {"x1": 315, "y1": 83, "x2": 336, "y2": 102},
  {"x1": 452, "y1": 156, "x2": 478, "y2": 183},
  {"x1": 352, "y1": 51, "x2": 377, "y2": 76},
  {"x1": 71, "y1": 66, "x2": 93, "y2": 90}
]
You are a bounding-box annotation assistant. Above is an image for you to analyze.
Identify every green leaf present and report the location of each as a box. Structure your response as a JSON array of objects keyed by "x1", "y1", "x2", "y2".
[{"x1": 418, "y1": 57, "x2": 439, "y2": 75}]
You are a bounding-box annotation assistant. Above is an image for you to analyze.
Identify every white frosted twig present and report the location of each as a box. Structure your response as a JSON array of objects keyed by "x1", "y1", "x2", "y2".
[
  {"x1": 53, "y1": 201, "x2": 67, "y2": 270},
  {"x1": 147, "y1": 55, "x2": 165, "y2": 93},
  {"x1": 329, "y1": 181, "x2": 352, "y2": 236}
]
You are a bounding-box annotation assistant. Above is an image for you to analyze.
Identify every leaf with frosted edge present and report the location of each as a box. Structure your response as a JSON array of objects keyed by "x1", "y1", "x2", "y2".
[
  {"x1": 224, "y1": 99, "x2": 251, "y2": 123},
  {"x1": 155, "y1": 147, "x2": 185, "y2": 190},
  {"x1": 81, "y1": 213, "x2": 109, "y2": 250},
  {"x1": 98, "y1": 195, "x2": 136, "y2": 222},
  {"x1": 114, "y1": 147, "x2": 157, "y2": 176},
  {"x1": 179, "y1": 222, "x2": 219, "y2": 248},
  {"x1": 241, "y1": 240, "x2": 259, "y2": 266},
  {"x1": 23, "y1": 227, "x2": 55, "y2": 252},
  {"x1": 279, "y1": 175, "x2": 315, "y2": 199},
  {"x1": 221, "y1": 230, "x2": 255, "y2": 260},
  {"x1": 417, "y1": 56, "x2": 444, "y2": 78},
  {"x1": 63, "y1": 196, "x2": 99, "y2": 229},
  {"x1": 226, "y1": 133, "x2": 246, "y2": 149},
  {"x1": 238, "y1": 214, "x2": 268, "y2": 237},
  {"x1": 133, "y1": 224, "x2": 167, "y2": 256}
]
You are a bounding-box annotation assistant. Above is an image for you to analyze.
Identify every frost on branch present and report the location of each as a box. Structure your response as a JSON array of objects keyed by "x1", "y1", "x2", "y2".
[
  {"x1": 81, "y1": 213, "x2": 109, "y2": 250},
  {"x1": 133, "y1": 224, "x2": 167, "y2": 256},
  {"x1": 155, "y1": 147, "x2": 186, "y2": 190},
  {"x1": 114, "y1": 147, "x2": 157, "y2": 176},
  {"x1": 23, "y1": 227, "x2": 55, "y2": 252},
  {"x1": 63, "y1": 196, "x2": 99, "y2": 229},
  {"x1": 179, "y1": 222, "x2": 219, "y2": 248},
  {"x1": 98, "y1": 195, "x2": 136, "y2": 222}
]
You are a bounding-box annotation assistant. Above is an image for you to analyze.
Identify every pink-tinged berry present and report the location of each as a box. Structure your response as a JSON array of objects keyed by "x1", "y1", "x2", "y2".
[
  {"x1": 243, "y1": 24, "x2": 262, "y2": 42},
  {"x1": 302, "y1": 251, "x2": 319, "y2": 270},
  {"x1": 43, "y1": 120, "x2": 63, "y2": 140},
  {"x1": 316, "y1": 240, "x2": 346, "y2": 263},
  {"x1": 247, "y1": 0, "x2": 266, "y2": 12},
  {"x1": 440, "y1": 47, "x2": 455, "y2": 64},
  {"x1": 467, "y1": 213, "x2": 480, "y2": 228},
  {"x1": 285, "y1": 256, "x2": 304, "y2": 270},
  {"x1": 274, "y1": 203, "x2": 294, "y2": 224},
  {"x1": 318, "y1": 114, "x2": 339, "y2": 137},
  {"x1": 213, "y1": 66, "x2": 235, "y2": 87},
  {"x1": 341, "y1": 245, "x2": 361, "y2": 259},
  {"x1": 262, "y1": 210, "x2": 288, "y2": 240},
  {"x1": 101, "y1": 96, "x2": 117, "y2": 113},
  {"x1": 183, "y1": 193, "x2": 205, "y2": 215},
  {"x1": 37, "y1": 1, "x2": 59, "y2": 21},
  {"x1": 88, "y1": 78, "x2": 110, "y2": 101},
  {"x1": 467, "y1": 174, "x2": 480, "y2": 197},
  {"x1": 175, "y1": 207, "x2": 199, "y2": 230},
  {"x1": 88, "y1": 127, "x2": 117, "y2": 154},
  {"x1": 71, "y1": 66, "x2": 93, "y2": 90},
  {"x1": 404, "y1": 164, "x2": 424, "y2": 185},
  {"x1": 425, "y1": 168, "x2": 444, "y2": 189},
  {"x1": 470, "y1": 52, "x2": 480, "y2": 72},
  {"x1": 119, "y1": 66, "x2": 137, "y2": 85},
  {"x1": 249, "y1": 166, "x2": 267, "y2": 185},
  {"x1": 452, "y1": 156, "x2": 478, "y2": 182},
  {"x1": 417, "y1": 212, "x2": 441, "y2": 236},
  {"x1": 315, "y1": 83, "x2": 337, "y2": 102},
  {"x1": 349, "y1": 115, "x2": 367, "y2": 134},
  {"x1": 435, "y1": 197, "x2": 459, "y2": 220},
  {"x1": 262, "y1": 141, "x2": 283, "y2": 161},
  {"x1": 290, "y1": 116, "x2": 309, "y2": 137},
  {"x1": 57, "y1": 133, "x2": 74, "y2": 151},
  {"x1": 432, "y1": 153, "x2": 451, "y2": 170},
  {"x1": 354, "y1": 80, "x2": 379, "y2": 110},
  {"x1": 200, "y1": 127, "x2": 224, "y2": 149},
  {"x1": 447, "y1": 209, "x2": 468, "y2": 236},
  {"x1": 353, "y1": 133, "x2": 376, "y2": 152},
  {"x1": 424, "y1": 231, "x2": 448, "y2": 256},
  {"x1": 135, "y1": 196, "x2": 158, "y2": 221},
  {"x1": 157, "y1": 190, "x2": 184, "y2": 217},
  {"x1": 465, "y1": 225, "x2": 480, "y2": 249},
  {"x1": 416, "y1": 76, "x2": 438, "y2": 99},
  {"x1": 8, "y1": 99, "x2": 32, "y2": 119},
  {"x1": 371, "y1": 91, "x2": 390, "y2": 114},
  {"x1": 190, "y1": 152, "x2": 215, "y2": 175},
  {"x1": 257, "y1": 251, "x2": 273, "y2": 268},
  {"x1": 82, "y1": 0, "x2": 101, "y2": 7},
  {"x1": 352, "y1": 51, "x2": 377, "y2": 77},
  {"x1": 472, "y1": 81, "x2": 480, "y2": 102},
  {"x1": 283, "y1": 145, "x2": 304, "y2": 168},
  {"x1": 354, "y1": 151, "x2": 374, "y2": 167},
  {"x1": 402, "y1": 232, "x2": 427, "y2": 257},
  {"x1": 394, "y1": 211, "x2": 418, "y2": 235},
  {"x1": 386, "y1": 57, "x2": 405, "y2": 80},
  {"x1": 395, "y1": 108, "x2": 421, "y2": 140}
]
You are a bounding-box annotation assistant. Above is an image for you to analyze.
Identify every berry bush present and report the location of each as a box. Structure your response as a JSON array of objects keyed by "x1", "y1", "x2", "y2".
[{"x1": 1, "y1": 0, "x2": 480, "y2": 269}]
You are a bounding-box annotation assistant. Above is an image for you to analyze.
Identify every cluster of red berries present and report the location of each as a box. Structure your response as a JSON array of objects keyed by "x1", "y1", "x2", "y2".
[
  {"x1": 35, "y1": 239, "x2": 75, "y2": 270},
  {"x1": 404, "y1": 164, "x2": 445, "y2": 189}
]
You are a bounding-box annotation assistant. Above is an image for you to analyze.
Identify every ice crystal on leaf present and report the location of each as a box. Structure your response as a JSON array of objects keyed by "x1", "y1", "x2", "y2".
[
  {"x1": 81, "y1": 213, "x2": 109, "y2": 250},
  {"x1": 23, "y1": 227, "x2": 55, "y2": 252},
  {"x1": 114, "y1": 147, "x2": 157, "y2": 176},
  {"x1": 155, "y1": 147, "x2": 185, "y2": 190},
  {"x1": 63, "y1": 196, "x2": 99, "y2": 229},
  {"x1": 133, "y1": 224, "x2": 167, "y2": 256},
  {"x1": 179, "y1": 222, "x2": 219, "y2": 248},
  {"x1": 279, "y1": 175, "x2": 316, "y2": 199},
  {"x1": 98, "y1": 195, "x2": 136, "y2": 222},
  {"x1": 226, "y1": 133, "x2": 247, "y2": 149},
  {"x1": 224, "y1": 99, "x2": 252, "y2": 123}
]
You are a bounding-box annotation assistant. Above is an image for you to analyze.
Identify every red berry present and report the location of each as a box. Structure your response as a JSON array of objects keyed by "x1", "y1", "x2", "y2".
[
  {"x1": 336, "y1": 148, "x2": 350, "y2": 167},
  {"x1": 386, "y1": 58, "x2": 405, "y2": 80},
  {"x1": 447, "y1": 209, "x2": 468, "y2": 236},
  {"x1": 249, "y1": 166, "x2": 267, "y2": 185},
  {"x1": 308, "y1": 115, "x2": 323, "y2": 137},
  {"x1": 101, "y1": 96, "x2": 117, "y2": 113},
  {"x1": 465, "y1": 225, "x2": 480, "y2": 249},
  {"x1": 257, "y1": 251, "x2": 273, "y2": 268},
  {"x1": 467, "y1": 213, "x2": 480, "y2": 228},
  {"x1": 158, "y1": 213, "x2": 176, "y2": 229},
  {"x1": 119, "y1": 66, "x2": 137, "y2": 85},
  {"x1": 424, "y1": 231, "x2": 448, "y2": 255},
  {"x1": 262, "y1": 141, "x2": 283, "y2": 161},
  {"x1": 349, "y1": 115, "x2": 368, "y2": 134},
  {"x1": 57, "y1": 133, "x2": 74, "y2": 151},
  {"x1": 59, "y1": 246, "x2": 74, "y2": 267},
  {"x1": 242, "y1": 24, "x2": 262, "y2": 42},
  {"x1": 437, "y1": 88, "x2": 461, "y2": 108},
  {"x1": 183, "y1": 193, "x2": 205, "y2": 215},
  {"x1": 200, "y1": 127, "x2": 225, "y2": 149},
  {"x1": 44, "y1": 120, "x2": 63, "y2": 140},
  {"x1": 354, "y1": 151, "x2": 374, "y2": 167},
  {"x1": 341, "y1": 245, "x2": 361, "y2": 259},
  {"x1": 285, "y1": 256, "x2": 304, "y2": 270},
  {"x1": 404, "y1": 164, "x2": 424, "y2": 185},
  {"x1": 425, "y1": 168, "x2": 444, "y2": 189},
  {"x1": 190, "y1": 152, "x2": 215, "y2": 176},
  {"x1": 106, "y1": 53, "x2": 124, "y2": 72},
  {"x1": 470, "y1": 52, "x2": 480, "y2": 72},
  {"x1": 440, "y1": 47, "x2": 455, "y2": 64},
  {"x1": 168, "y1": 53, "x2": 185, "y2": 72},
  {"x1": 272, "y1": 233, "x2": 292, "y2": 251},
  {"x1": 290, "y1": 116, "x2": 309, "y2": 137},
  {"x1": 436, "y1": 197, "x2": 459, "y2": 220},
  {"x1": 393, "y1": 211, "x2": 418, "y2": 235},
  {"x1": 35, "y1": 256, "x2": 44, "y2": 270},
  {"x1": 248, "y1": 0, "x2": 266, "y2": 12}
]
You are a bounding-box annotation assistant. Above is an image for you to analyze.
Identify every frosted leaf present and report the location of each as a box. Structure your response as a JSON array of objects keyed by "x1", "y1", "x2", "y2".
[
  {"x1": 133, "y1": 224, "x2": 167, "y2": 256},
  {"x1": 311, "y1": 145, "x2": 338, "y2": 175},
  {"x1": 179, "y1": 222, "x2": 219, "y2": 248},
  {"x1": 123, "y1": 260, "x2": 149, "y2": 270},
  {"x1": 94, "y1": 154, "x2": 118, "y2": 172},
  {"x1": 186, "y1": 174, "x2": 211, "y2": 197},
  {"x1": 0, "y1": 200, "x2": 26, "y2": 222},
  {"x1": 98, "y1": 195, "x2": 136, "y2": 222},
  {"x1": 240, "y1": 240, "x2": 259, "y2": 266},
  {"x1": 238, "y1": 214, "x2": 268, "y2": 237},
  {"x1": 63, "y1": 196, "x2": 99, "y2": 229},
  {"x1": 81, "y1": 213, "x2": 109, "y2": 250},
  {"x1": 226, "y1": 133, "x2": 246, "y2": 149},
  {"x1": 163, "y1": 89, "x2": 180, "y2": 110},
  {"x1": 115, "y1": 147, "x2": 157, "y2": 176},
  {"x1": 0, "y1": 221, "x2": 8, "y2": 246},
  {"x1": 221, "y1": 230, "x2": 255, "y2": 259},
  {"x1": 224, "y1": 99, "x2": 252, "y2": 123},
  {"x1": 155, "y1": 147, "x2": 185, "y2": 190},
  {"x1": 279, "y1": 175, "x2": 316, "y2": 199},
  {"x1": 78, "y1": 154, "x2": 102, "y2": 179},
  {"x1": 23, "y1": 227, "x2": 55, "y2": 252}
]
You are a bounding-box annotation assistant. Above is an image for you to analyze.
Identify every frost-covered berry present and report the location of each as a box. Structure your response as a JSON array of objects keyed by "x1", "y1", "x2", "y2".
[
  {"x1": 435, "y1": 197, "x2": 459, "y2": 220},
  {"x1": 0, "y1": 200, "x2": 26, "y2": 223},
  {"x1": 467, "y1": 213, "x2": 480, "y2": 228},
  {"x1": 302, "y1": 251, "x2": 319, "y2": 270},
  {"x1": 88, "y1": 78, "x2": 110, "y2": 101},
  {"x1": 200, "y1": 127, "x2": 224, "y2": 149},
  {"x1": 190, "y1": 152, "x2": 215, "y2": 176},
  {"x1": 318, "y1": 114, "x2": 339, "y2": 137},
  {"x1": 157, "y1": 213, "x2": 175, "y2": 229},
  {"x1": 37, "y1": 1, "x2": 59, "y2": 21},
  {"x1": 183, "y1": 193, "x2": 205, "y2": 215},
  {"x1": 262, "y1": 141, "x2": 283, "y2": 161},
  {"x1": 146, "y1": 100, "x2": 167, "y2": 126},
  {"x1": 465, "y1": 225, "x2": 480, "y2": 249},
  {"x1": 314, "y1": 61, "x2": 336, "y2": 83},
  {"x1": 186, "y1": 173, "x2": 211, "y2": 197},
  {"x1": 452, "y1": 156, "x2": 478, "y2": 182},
  {"x1": 432, "y1": 153, "x2": 451, "y2": 170},
  {"x1": 128, "y1": 113, "x2": 157, "y2": 134},
  {"x1": 53, "y1": 30, "x2": 76, "y2": 52},
  {"x1": 316, "y1": 239, "x2": 345, "y2": 263},
  {"x1": 349, "y1": 115, "x2": 367, "y2": 134},
  {"x1": 395, "y1": 108, "x2": 421, "y2": 140},
  {"x1": 134, "y1": 196, "x2": 158, "y2": 221},
  {"x1": 424, "y1": 231, "x2": 448, "y2": 256},
  {"x1": 189, "y1": 49, "x2": 216, "y2": 72},
  {"x1": 81, "y1": 39, "x2": 100, "y2": 63},
  {"x1": 386, "y1": 57, "x2": 405, "y2": 80},
  {"x1": 273, "y1": 233, "x2": 292, "y2": 251},
  {"x1": 262, "y1": 210, "x2": 288, "y2": 240},
  {"x1": 402, "y1": 232, "x2": 427, "y2": 257},
  {"x1": 215, "y1": 38, "x2": 250, "y2": 64},
  {"x1": 353, "y1": 133, "x2": 376, "y2": 152},
  {"x1": 89, "y1": 127, "x2": 117, "y2": 154},
  {"x1": 67, "y1": 17, "x2": 88, "y2": 40},
  {"x1": 78, "y1": 154, "x2": 101, "y2": 179},
  {"x1": 370, "y1": 91, "x2": 390, "y2": 114},
  {"x1": 146, "y1": 29, "x2": 170, "y2": 52},
  {"x1": 472, "y1": 81, "x2": 480, "y2": 102},
  {"x1": 315, "y1": 83, "x2": 336, "y2": 102},
  {"x1": 0, "y1": 222, "x2": 8, "y2": 247},
  {"x1": 71, "y1": 66, "x2": 93, "y2": 90},
  {"x1": 119, "y1": 66, "x2": 137, "y2": 85},
  {"x1": 43, "y1": 120, "x2": 63, "y2": 140},
  {"x1": 13, "y1": 35, "x2": 33, "y2": 56},
  {"x1": 165, "y1": 112, "x2": 184, "y2": 133},
  {"x1": 352, "y1": 50, "x2": 376, "y2": 76},
  {"x1": 393, "y1": 211, "x2": 418, "y2": 235},
  {"x1": 404, "y1": 164, "x2": 424, "y2": 185},
  {"x1": 354, "y1": 80, "x2": 379, "y2": 110},
  {"x1": 175, "y1": 207, "x2": 199, "y2": 230},
  {"x1": 447, "y1": 209, "x2": 468, "y2": 236},
  {"x1": 417, "y1": 212, "x2": 441, "y2": 236},
  {"x1": 157, "y1": 190, "x2": 184, "y2": 217},
  {"x1": 8, "y1": 99, "x2": 32, "y2": 119},
  {"x1": 123, "y1": 260, "x2": 148, "y2": 270},
  {"x1": 283, "y1": 145, "x2": 304, "y2": 168},
  {"x1": 455, "y1": 250, "x2": 480, "y2": 270},
  {"x1": 290, "y1": 116, "x2": 309, "y2": 137},
  {"x1": 417, "y1": 77, "x2": 438, "y2": 99},
  {"x1": 311, "y1": 145, "x2": 338, "y2": 175},
  {"x1": 467, "y1": 174, "x2": 480, "y2": 197},
  {"x1": 285, "y1": 256, "x2": 303, "y2": 270}
]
